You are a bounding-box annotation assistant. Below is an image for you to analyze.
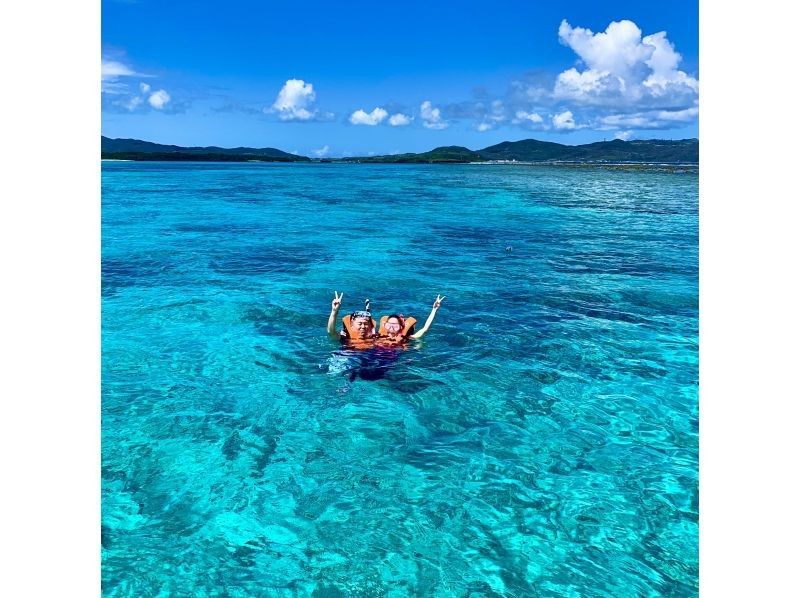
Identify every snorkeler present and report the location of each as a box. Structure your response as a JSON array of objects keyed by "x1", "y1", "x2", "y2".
[
  {"x1": 327, "y1": 293, "x2": 377, "y2": 349},
  {"x1": 376, "y1": 295, "x2": 446, "y2": 346}
]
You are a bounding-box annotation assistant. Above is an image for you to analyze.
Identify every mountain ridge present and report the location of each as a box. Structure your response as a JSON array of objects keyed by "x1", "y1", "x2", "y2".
[
  {"x1": 101, "y1": 136, "x2": 699, "y2": 164},
  {"x1": 101, "y1": 136, "x2": 310, "y2": 162}
]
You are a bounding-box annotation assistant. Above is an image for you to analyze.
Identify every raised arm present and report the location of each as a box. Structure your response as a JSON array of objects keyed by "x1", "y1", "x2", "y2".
[
  {"x1": 327, "y1": 291, "x2": 343, "y2": 338},
  {"x1": 410, "y1": 294, "x2": 445, "y2": 340}
]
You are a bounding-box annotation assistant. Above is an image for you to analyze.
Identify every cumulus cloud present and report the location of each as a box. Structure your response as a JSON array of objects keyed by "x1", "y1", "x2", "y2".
[
  {"x1": 420, "y1": 100, "x2": 448, "y2": 129},
  {"x1": 643, "y1": 31, "x2": 699, "y2": 97},
  {"x1": 148, "y1": 89, "x2": 170, "y2": 109},
  {"x1": 106, "y1": 78, "x2": 173, "y2": 113},
  {"x1": 558, "y1": 20, "x2": 651, "y2": 81},
  {"x1": 313, "y1": 145, "x2": 331, "y2": 157},
  {"x1": 271, "y1": 79, "x2": 319, "y2": 121},
  {"x1": 466, "y1": 19, "x2": 701, "y2": 134},
  {"x1": 555, "y1": 19, "x2": 698, "y2": 109},
  {"x1": 349, "y1": 107, "x2": 388, "y2": 125},
  {"x1": 552, "y1": 110, "x2": 578, "y2": 130},
  {"x1": 388, "y1": 113, "x2": 412, "y2": 126},
  {"x1": 555, "y1": 67, "x2": 624, "y2": 101},
  {"x1": 512, "y1": 110, "x2": 544, "y2": 126},
  {"x1": 614, "y1": 130, "x2": 632, "y2": 141},
  {"x1": 101, "y1": 55, "x2": 184, "y2": 113}
]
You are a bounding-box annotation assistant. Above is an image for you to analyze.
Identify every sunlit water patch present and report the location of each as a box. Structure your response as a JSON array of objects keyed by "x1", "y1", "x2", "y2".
[{"x1": 102, "y1": 162, "x2": 698, "y2": 596}]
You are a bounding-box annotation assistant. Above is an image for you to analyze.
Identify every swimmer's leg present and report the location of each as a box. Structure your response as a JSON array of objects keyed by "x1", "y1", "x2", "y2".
[
  {"x1": 357, "y1": 366, "x2": 386, "y2": 381},
  {"x1": 356, "y1": 349, "x2": 399, "y2": 381}
]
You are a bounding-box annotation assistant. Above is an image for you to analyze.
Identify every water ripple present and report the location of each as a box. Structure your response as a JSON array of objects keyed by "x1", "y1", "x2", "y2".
[{"x1": 103, "y1": 162, "x2": 697, "y2": 595}]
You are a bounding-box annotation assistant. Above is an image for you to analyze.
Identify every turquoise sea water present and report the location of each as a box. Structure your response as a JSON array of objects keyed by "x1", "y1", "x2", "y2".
[{"x1": 102, "y1": 162, "x2": 698, "y2": 596}]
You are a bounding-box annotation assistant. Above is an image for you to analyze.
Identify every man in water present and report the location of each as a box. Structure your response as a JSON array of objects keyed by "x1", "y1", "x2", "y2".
[
  {"x1": 327, "y1": 292, "x2": 376, "y2": 347},
  {"x1": 326, "y1": 292, "x2": 385, "y2": 380}
]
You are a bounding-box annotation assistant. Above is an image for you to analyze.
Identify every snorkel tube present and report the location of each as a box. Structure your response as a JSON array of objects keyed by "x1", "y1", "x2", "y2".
[{"x1": 350, "y1": 298, "x2": 372, "y2": 321}]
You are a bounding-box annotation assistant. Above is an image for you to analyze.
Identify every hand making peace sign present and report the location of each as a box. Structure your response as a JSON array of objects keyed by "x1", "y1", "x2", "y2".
[
  {"x1": 432, "y1": 294, "x2": 446, "y2": 309},
  {"x1": 331, "y1": 291, "x2": 343, "y2": 311}
]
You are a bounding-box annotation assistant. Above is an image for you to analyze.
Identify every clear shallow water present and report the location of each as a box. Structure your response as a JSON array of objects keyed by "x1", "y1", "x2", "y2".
[{"x1": 102, "y1": 162, "x2": 698, "y2": 596}]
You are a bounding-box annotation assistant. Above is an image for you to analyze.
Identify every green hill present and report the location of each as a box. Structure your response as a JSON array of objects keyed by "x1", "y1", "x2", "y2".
[
  {"x1": 101, "y1": 136, "x2": 310, "y2": 162},
  {"x1": 355, "y1": 145, "x2": 484, "y2": 163},
  {"x1": 350, "y1": 138, "x2": 698, "y2": 164},
  {"x1": 477, "y1": 139, "x2": 572, "y2": 161},
  {"x1": 101, "y1": 136, "x2": 699, "y2": 164},
  {"x1": 479, "y1": 138, "x2": 698, "y2": 163}
]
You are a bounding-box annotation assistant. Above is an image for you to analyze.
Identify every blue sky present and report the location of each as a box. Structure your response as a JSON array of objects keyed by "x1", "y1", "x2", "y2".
[{"x1": 101, "y1": 0, "x2": 698, "y2": 156}]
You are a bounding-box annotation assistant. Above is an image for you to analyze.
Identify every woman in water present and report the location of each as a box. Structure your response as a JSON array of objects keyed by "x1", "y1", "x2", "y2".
[{"x1": 376, "y1": 294, "x2": 446, "y2": 347}]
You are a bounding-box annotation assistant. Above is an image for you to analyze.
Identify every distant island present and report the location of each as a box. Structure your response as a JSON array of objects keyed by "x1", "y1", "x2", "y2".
[
  {"x1": 101, "y1": 137, "x2": 310, "y2": 162},
  {"x1": 102, "y1": 136, "x2": 698, "y2": 164}
]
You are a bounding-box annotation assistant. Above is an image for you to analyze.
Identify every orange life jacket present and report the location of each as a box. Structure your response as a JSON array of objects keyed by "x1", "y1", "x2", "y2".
[
  {"x1": 375, "y1": 315, "x2": 417, "y2": 347},
  {"x1": 341, "y1": 314, "x2": 377, "y2": 349}
]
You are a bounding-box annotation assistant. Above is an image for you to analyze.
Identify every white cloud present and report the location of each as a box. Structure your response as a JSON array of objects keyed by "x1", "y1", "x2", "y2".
[
  {"x1": 555, "y1": 19, "x2": 698, "y2": 110},
  {"x1": 148, "y1": 89, "x2": 170, "y2": 109},
  {"x1": 271, "y1": 79, "x2": 317, "y2": 121},
  {"x1": 313, "y1": 145, "x2": 331, "y2": 157},
  {"x1": 101, "y1": 58, "x2": 142, "y2": 95},
  {"x1": 101, "y1": 59, "x2": 136, "y2": 80},
  {"x1": 598, "y1": 113, "x2": 651, "y2": 128},
  {"x1": 117, "y1": 96, "x2": 142, "y2": 111},
  {"x1": 101, "y1": 56, "x2": 180, "y2": 114},
  {"x1": 558, "y1": 19, "x2": 651, "y2": 80},
  {"x1": 597, "y1": 104, "x2": 699, "y2": 130},
  {"x1": 642, "y1": 32, "x2": 698, "y2": 97},
  {"x1": 552, "y1": 110, "x2": 577, "y2": 130},
  {"x1": 101, "y1": 81, "x2": 129, "y2": 95},
  {"x1": 513, "y1": 110, "x2": 544, "y2": 124},
  {"x1": 331, "y1": 20, "x2": 696, "y2": 136},
  {"x1": 656, "y1": 105, "x2": 699, "y2": 122},
  {"x1": 349, "y1": 107, "x2": 388, "y2": 125},
  {"x1": 554, "y1": 67, "x2": 624, "y2": 101},
  {"x1": 388, "y1": 113, "x2": 412, "y2": 126},
  {"x1": 614, "y1": 130, "x2": 632, "y2": 141},
  {"x1": 420, "y1": 100, "x2": 448, "y2": 129}
]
